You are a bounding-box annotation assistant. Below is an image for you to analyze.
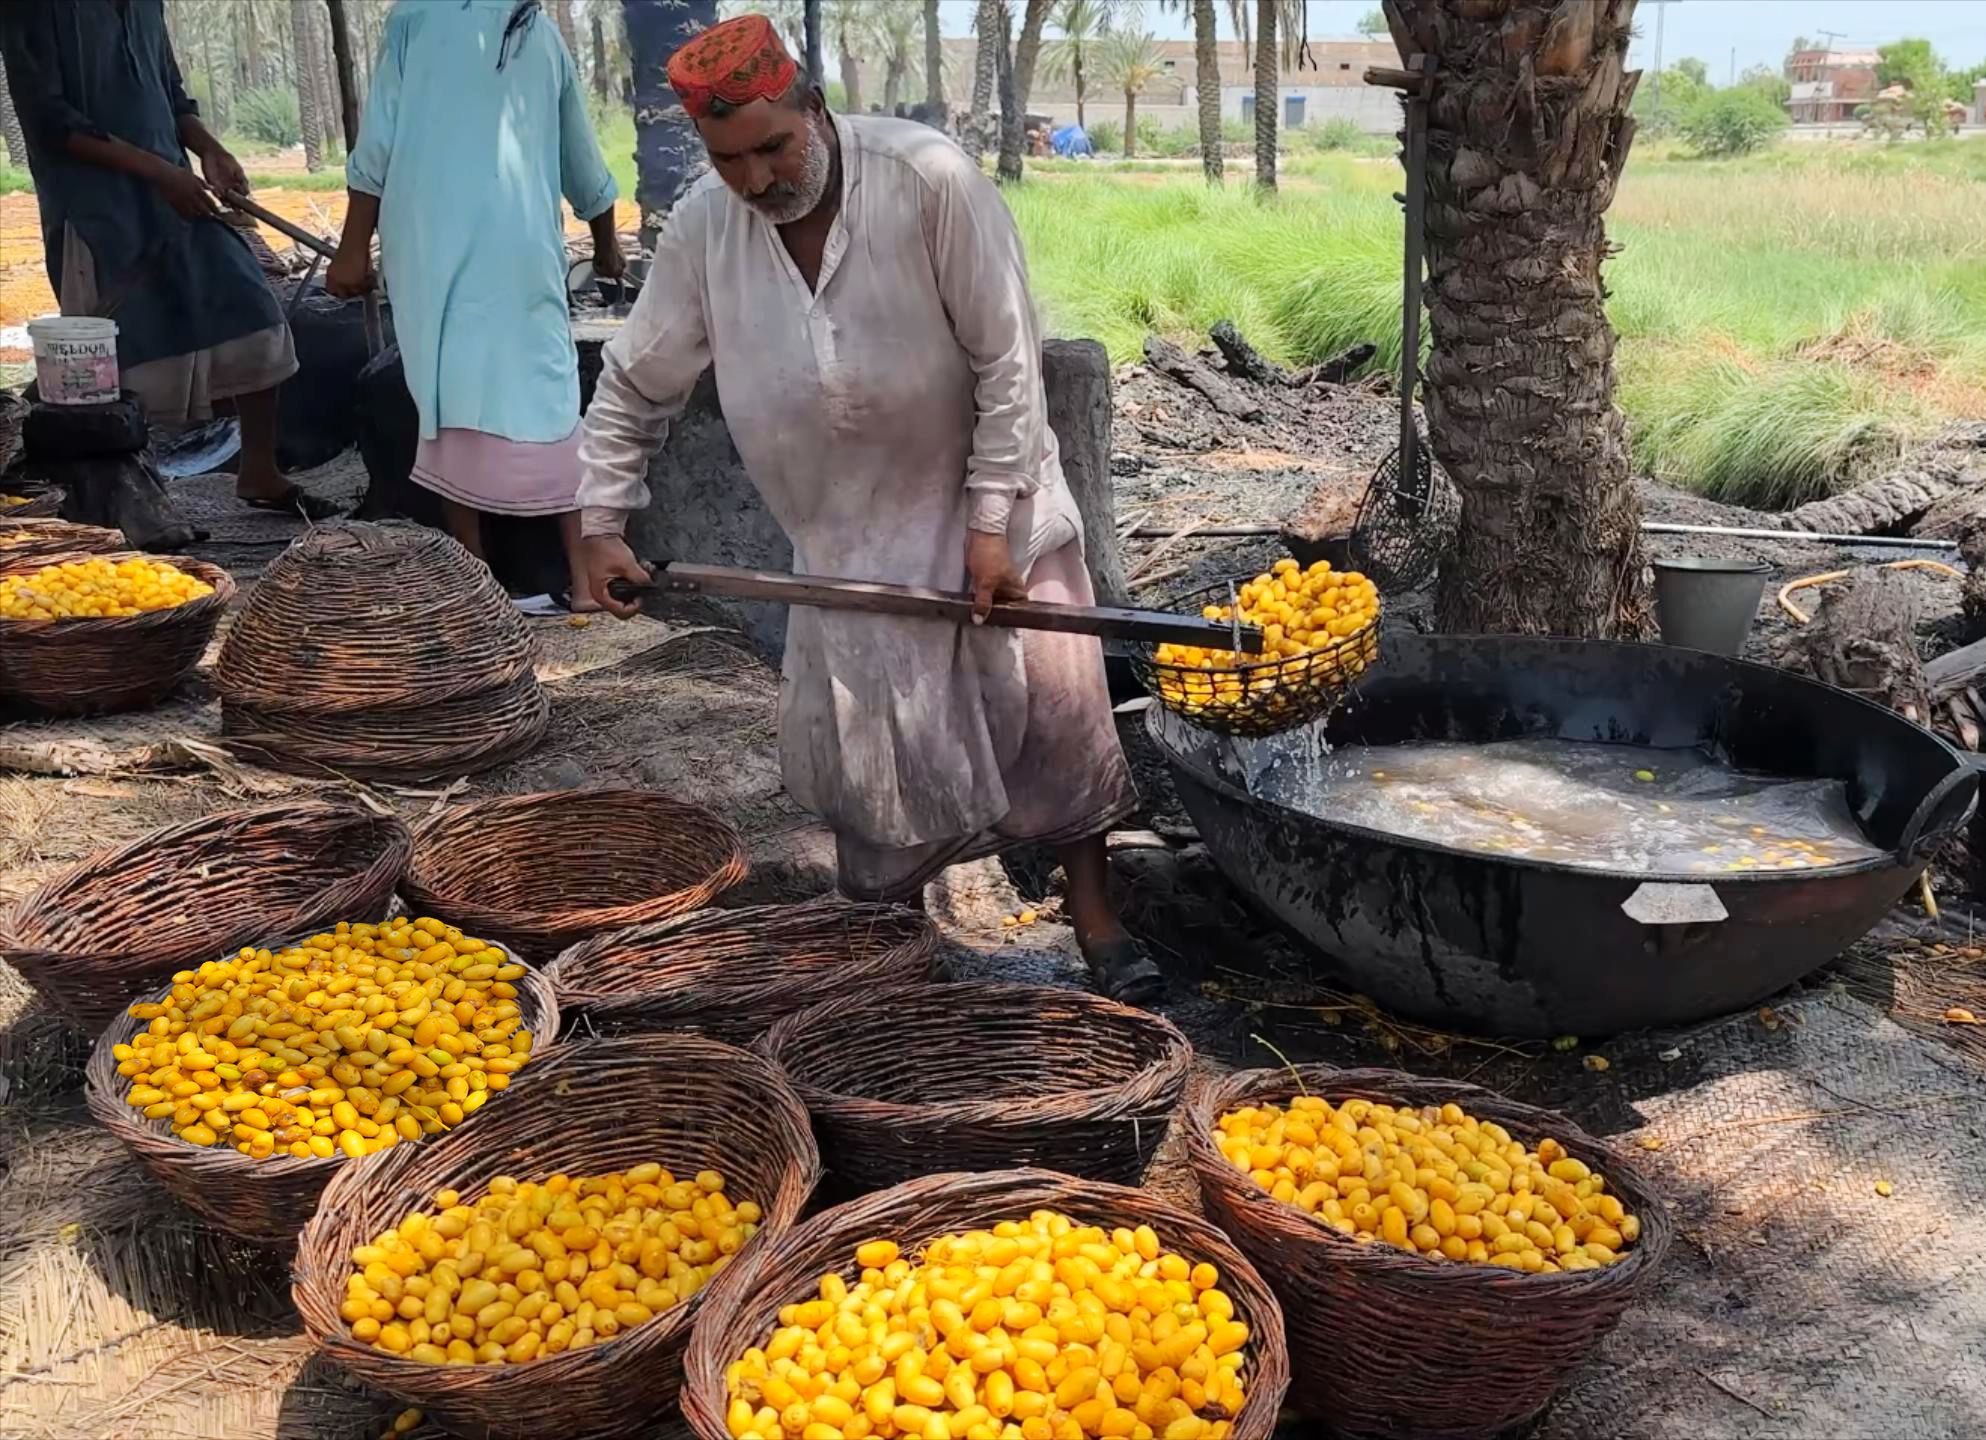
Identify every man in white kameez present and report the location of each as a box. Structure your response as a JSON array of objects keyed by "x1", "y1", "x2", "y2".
[{"x1": 576, "y1": 14, "x2": 1163, "y2": 1004}]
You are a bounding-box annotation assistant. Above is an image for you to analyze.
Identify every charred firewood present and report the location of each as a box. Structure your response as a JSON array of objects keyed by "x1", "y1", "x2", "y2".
[
  {"x1": 1292, "y1": 343, "x2": 1379, "y2": 387},
  {"x1": 1208, "y1": 321, "x2": 1289, "y2": 387},
  {"x1": 1142, "y1": 336, "x2": 1262, "y2": 422},
  {"x1": 1802, "y1": 570, "x2": 1932, "y2": 725}
]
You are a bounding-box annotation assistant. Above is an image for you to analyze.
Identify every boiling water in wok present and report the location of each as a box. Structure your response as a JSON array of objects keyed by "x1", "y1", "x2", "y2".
[{"x1": 1239, "y1": 735, "x2": 1885, "y2": 875}]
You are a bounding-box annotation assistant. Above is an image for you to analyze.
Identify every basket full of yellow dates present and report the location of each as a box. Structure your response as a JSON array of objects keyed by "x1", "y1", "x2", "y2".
[
  {"x1": 1132, "y1": 559, "x2": 1380, "y2": 738},
  {"x1": 0, "y1": 550, "x2": 233, "y2": 713},
  {"x1": 84, "y1": 915, "x2": 559, "y2": 1245},
  {"x1": 680, "y1": 1168, "x2": 1291, "y2": 1440},
  {"x1": 1185, "y1": 1067, "x2": 1670, "y2": 1439},
  {"x1": 292, "y1": 1033, "x2": 820, "y2": 1440}
]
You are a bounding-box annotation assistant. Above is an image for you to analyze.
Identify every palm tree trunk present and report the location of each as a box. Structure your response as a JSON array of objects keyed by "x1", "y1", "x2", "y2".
[
  {"x1": 1253, "y1": 0, "x2": 1275, "y2": 189},
  {"x1": 1193, "y1": 0, "x2": 1222, "y2": 182},
  {"x1": 1073, "y1": 46, "x2": 1085, "y2": 130},
  {"x1": 291, "y1": 0, "x2": 324, "y2": 171},
  {"x1": 1392, "y1": 0, "x2": 1648, "y2": 636},
  {"x1": 971, "y1": 0, "x2": 1000, "y2": 120},
  {"x1": 625, "y1": 0, "x2": 718, "y2": 240},
  {"x1": 554, "y1": 0, "x2": 581, "y2": 56},
  {"x1": 0, "y1": 57, "x2": 27, "y2": 167},
  {"x1": 997, "y1": 0, "x2": 1050, "y2": 182},
  {"x1": 885, "y1": 55, "x2": 906, "y2": 112},
  {"x1": 924, "y1": 0, "x2": 946, "y2": 117},
  {"x1": 840, "y1": 47, "x2": 864, "y2": 113},
  {"x1": 591, "y1": 2, "x2": 611, "y2": 101},
  {"x1": 804, "y1": 0, "x2": 823, "y2": 84},
  {"x1": 1123, "y1": 89, "x2": 1136, "y2": 156}
]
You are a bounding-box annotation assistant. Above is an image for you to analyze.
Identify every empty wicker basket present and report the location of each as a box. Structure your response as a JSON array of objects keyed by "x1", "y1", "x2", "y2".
[
  {"x1": 292, "y1": 1033, "x2": 820, "y2": 1440},
  {"x1": 546, "y1": 898, "x2": 939, "y2": 1044},
  {"x1": 402, "y1": 789, "x2": 749, "y2": 959},
  {"x1": 679, "y1": 1168, "x2": 1292, "y2": 1440},
  {"x1": 756, "y1": 981, "x2": 1192, "y2": 1196},
  {"x1": 87, "y1": 939, "x2": 557, "y2": 1246},
  {"x1": 0, "y1": 550, "x2": 233, "y2": 714},
  {"x1": 1185, "y1": 1066, "x2": 1672, "y2": 1438},
  {"x1": 215, "y1": 521, "x2": 548, "y2": 781},
  {"x1": 1, "y1": 798, "x2": 411, "y2": 1033}
]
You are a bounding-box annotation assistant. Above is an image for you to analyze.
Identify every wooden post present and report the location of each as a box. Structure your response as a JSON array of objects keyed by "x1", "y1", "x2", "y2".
[{"x1": 321, "y1": 0, "x2": 380, "y2": 354}]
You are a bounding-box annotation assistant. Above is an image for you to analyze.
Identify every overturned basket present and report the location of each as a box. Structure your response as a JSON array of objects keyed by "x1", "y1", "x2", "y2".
[
  {"x1": 215, "y1": 521, "x2": 547, "y2": 782},
  {"x1": 1185, "y1": 1066, "x2": 1671, "y2": 1437},
  {"x1": 680, "y1": 1167, "x2": 1291, "y2": 1440},
  {"x1": 1130, "y1": 578, "x2": 1380, "y2": 739},
  {"x1": 1, "y1": 798, "x2": 411, "y2": 1033},
  {"x1": 757, "y1": 981, "x2": 1192, "y2": 1197},
  {"x1": 403, "y1": 789, "x2": 749, "y2": 959},
  {"x1": 87, "y1": 936, "x2": 557, "y2": 1246},
  {"x1": 0, "y1": 550, "x2": 233, "y2": 714},
  {"x1": 293, "y1": 1033, "x2": 819, "y2": 1440},
  {"x1": 547, "y1": 898, "x2": 940, "y2": 1044}
]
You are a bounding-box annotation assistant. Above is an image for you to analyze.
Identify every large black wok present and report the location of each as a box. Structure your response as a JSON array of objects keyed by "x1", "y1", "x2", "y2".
[{"x1": 1151, "y1": 634, "x2": 1977, "y2": 1037}]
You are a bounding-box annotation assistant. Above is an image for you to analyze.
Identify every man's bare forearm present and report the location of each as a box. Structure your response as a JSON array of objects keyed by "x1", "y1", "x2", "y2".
[{"x1": 176, "y1": 113, "x2": 225, "y2": 163}]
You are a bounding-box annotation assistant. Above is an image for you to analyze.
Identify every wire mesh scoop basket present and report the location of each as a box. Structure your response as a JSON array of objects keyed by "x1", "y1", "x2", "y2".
[
  {"x1": 1353, "y1": 55, "x2": 1459, "y2": 594},
  {"x1": 1128, "y1": 576, "x2": 1381, "y2": 739}
]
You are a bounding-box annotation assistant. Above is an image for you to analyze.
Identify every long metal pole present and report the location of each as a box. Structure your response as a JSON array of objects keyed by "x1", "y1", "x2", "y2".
[{"x1": 1126, "y1": 522, "x2": 1959, "y2": 551}]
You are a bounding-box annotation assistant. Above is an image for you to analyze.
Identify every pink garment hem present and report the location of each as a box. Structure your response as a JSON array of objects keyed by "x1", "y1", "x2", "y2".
[{"x1": 411, "y1": 425, "x2": 583, "y2": 516}]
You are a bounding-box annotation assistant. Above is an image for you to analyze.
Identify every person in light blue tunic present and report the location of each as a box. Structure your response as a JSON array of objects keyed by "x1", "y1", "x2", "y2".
[{"x1": 328, "y1": 0, "x2": 622, "y2": 607}]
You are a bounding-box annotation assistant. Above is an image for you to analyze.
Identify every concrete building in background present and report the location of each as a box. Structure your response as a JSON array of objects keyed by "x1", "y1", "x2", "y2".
[
  {"x1": 1785, "y1": 46, "x2": 1880, "y2": 125},
  {"x1": 937, "y1": 37, "x2": 1398, "y2": 136}
]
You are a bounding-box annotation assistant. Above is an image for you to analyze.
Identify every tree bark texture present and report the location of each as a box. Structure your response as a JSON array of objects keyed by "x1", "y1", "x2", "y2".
[
  {"x1": 805, "y1": 0, "x2": 824, "y2": 87},
  {"x1": 291, "y1": 0, "x2": 324, "y2": 171},
  {"x1": 553, "y1": 0, "x2": 581, "y2": 58},
  {"x1": 1252, "y1": 0, "x2": 1276, "y2": 189},
  {"x1": 591, "y1": 3, "x2": 611, "y2": 101},
  {"x1": 0, "y1": 58, "x2": 27, "y2": 167},
  {"x1": 1386, "y1": 0, "x2": 1649, "y2": 638},
  {"x1": 997, "y1": 0, "x2": 1050, "y2": 183},
  {"x1": 1193, "y1": 0, "x2": 1223, "y2": 182},
  {"x1": 313, "y1": 2, "x2": 342, "y2": 157},
  {"x1": 1123, "y1": 89, "x2": 1137, "y2": 155},
  {"x1": 924, "y1": 0, "x2": 947, "y2": 116},
  {"x1": 623, "y1": 0, "x2": 716, "y2": 240},
  {"x1": 323, "y1": 0, "x2": 364, "y2": 151},
  {"x1": 971, "y1": 0, "x2": 1000, "y2": 119}
]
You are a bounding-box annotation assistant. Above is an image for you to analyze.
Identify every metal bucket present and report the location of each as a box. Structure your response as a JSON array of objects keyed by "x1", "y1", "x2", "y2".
[{"x1": 1652, "y1": 557, "x2": 1770, "y2": 655}]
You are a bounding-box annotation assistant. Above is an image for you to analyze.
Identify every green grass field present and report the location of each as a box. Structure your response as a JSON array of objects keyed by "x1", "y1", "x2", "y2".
[{"x1": 1011, "y1": 139, "x2": 1986, "y2": 509}]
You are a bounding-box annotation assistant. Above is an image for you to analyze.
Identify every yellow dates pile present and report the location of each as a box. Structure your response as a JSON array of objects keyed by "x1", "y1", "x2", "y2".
[
  {"x1": 115, "y1": 917, "x2": 533, "y2": 1160},
  {"x1": 725, "y1": 1210, "x2": 1251, "y2": 1440},
  {"x1": 0, "y1": 555, "x2": 213, "y2": 619},
  {"x1": 1152, "y1": 559, "x2": 1379, "y2": 718},
  {"x1": 1216, "y1": 1097, "x2": 1640, "y2": 1273},
  {"x1": 342, "y1": 1166, "x2": 760, "y2": 1365}
]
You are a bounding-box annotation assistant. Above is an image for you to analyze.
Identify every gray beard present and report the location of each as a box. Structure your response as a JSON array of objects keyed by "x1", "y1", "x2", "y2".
[{"x1": 747, "y1": 121, "x2": 833, "y2": 226}]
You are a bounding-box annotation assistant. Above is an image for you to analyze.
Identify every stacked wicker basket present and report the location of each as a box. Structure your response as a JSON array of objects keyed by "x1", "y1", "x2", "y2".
[{"x1": 215, "y1": 521, "x2": 548, "y2": 781}]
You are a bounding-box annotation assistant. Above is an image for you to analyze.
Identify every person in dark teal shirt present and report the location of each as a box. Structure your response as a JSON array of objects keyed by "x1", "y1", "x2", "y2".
[{"x1": 0, "y1": 0, "x2": 335, "y2": 516}]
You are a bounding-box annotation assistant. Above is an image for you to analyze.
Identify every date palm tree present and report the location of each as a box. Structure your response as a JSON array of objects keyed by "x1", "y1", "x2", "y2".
[
  {"x1": 971, "y1": 0, "x2": 1002, "y2": 121},
  {"x1": 1037, "y1": 0, "x2": 1115, "y2": 132},
  {"x1": 996, "y1": 0, "x2": 1052, "y2": 182},
  {"x1": 1384, "y1": 0, "x2": 1650, "y2": 635},
  {"x1": 1100, "y1": 27, "x2": 1164, "y2": 157},
  {"x1": 1252, "y1": 0, "x2": 1274, "y2": 188},
  {"x1": 924, "y1": 0, "x2": 945, "y2": 116},
  {"x1": 1155, "y1": 0, "x2": 1223, "y2": 182}
]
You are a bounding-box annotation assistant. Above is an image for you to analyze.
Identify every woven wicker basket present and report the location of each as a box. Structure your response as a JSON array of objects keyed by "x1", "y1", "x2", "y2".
[
  {"x1": 1, "y1": 799, "x2": 411, "y2": 1033},
  {"x1": 214, "y1": 521, "x2": 547, "y2": 782},
  {"x1": 547, "y1": 899, "x2": 939, "y2": 1044},
  {"x1": 292, "y1": 1034, "x2": 820, "y2": 1440},
  {"x1": 1, "y1": 486, "x2": 64, "y2": 519},
  {"x1": 0, "y1": 550, "x2": 233, "y2": 714},
  {"x1": 402, "y1": 789, "x2": 750, "y2": 959},
  {"x1": 86, "y1": 937, "x2": 557, "y2": 1246},
  {"x1": 0, "y1": 518, "x2": 126, "y2": 565},
  {"x1": 1185, "y1": 1066, "x2": 1672, "y2": 1438},
  {"x1": 679, "y1": 1168, "x2": 1291, "y2": 1440},
  {"x1": 756, "y1": 981, "x2": 1192, "y2": 1196}
]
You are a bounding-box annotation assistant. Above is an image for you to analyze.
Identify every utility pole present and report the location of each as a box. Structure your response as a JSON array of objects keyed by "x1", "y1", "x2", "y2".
[{"x1": 1648, "y1": 0, "x2": 1675, "y2": 110}]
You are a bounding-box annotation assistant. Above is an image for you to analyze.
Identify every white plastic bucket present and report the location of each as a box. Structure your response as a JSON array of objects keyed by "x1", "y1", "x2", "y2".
[{"x1": 27, "y1": 316, "x2": 119, "y2": 406}]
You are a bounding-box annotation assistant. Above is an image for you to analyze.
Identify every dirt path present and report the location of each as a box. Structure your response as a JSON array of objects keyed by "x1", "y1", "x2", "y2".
[{"x1": 0, "y1": 190, "x2": 643, "y2": 364}]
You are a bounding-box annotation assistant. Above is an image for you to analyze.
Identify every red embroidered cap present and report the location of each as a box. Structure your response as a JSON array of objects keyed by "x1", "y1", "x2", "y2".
[{"x1": 667, "y1": 14, "x2": 799, "y2": 120}]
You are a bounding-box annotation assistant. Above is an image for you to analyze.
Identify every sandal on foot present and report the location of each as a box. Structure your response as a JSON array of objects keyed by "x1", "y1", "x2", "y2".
[
  {"x1": 241, "y1": 487, "x2": 345, "y2": 520},
  {"x1": 1081, "y1": 937, "x2": 1167, "y2": 1008}
]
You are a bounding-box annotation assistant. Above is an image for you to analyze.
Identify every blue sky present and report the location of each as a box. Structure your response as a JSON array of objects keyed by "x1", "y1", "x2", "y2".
[{"x1": 933, "y1": 1, "x2": 1986, "y2": 79}]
